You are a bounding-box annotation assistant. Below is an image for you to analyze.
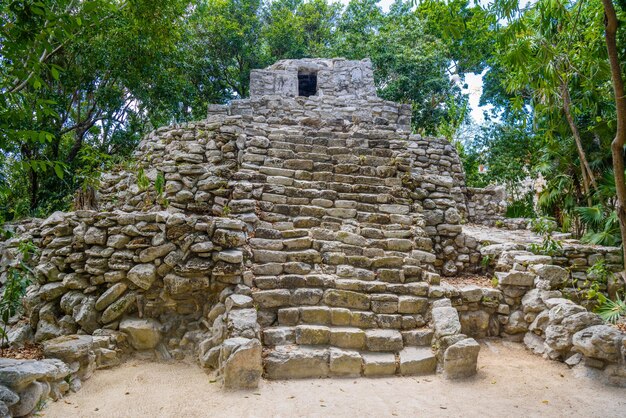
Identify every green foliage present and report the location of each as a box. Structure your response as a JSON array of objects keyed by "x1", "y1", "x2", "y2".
[
  {"x1": 481, "y1": 255, "x2": 493, "y2": 268},
  {"x1": 154, "y1": 171, "x2": 168, "y2": 207},
  {"x1": 579, "y1": 259, "x2": 613, "y2": 304},
  {"x1": 0, "y1": 240, "x2": 38, "y2": 348},
  {"x1": 469, "y1": 0, "x2": 626, "y2": 244},
  {"x1": 136, "y1": 168, "x2": 150, "y2": 192},
  {"x1": 505, "y1": 192, "x2": 535, "y2": 218},
  {"x1": 462, "y1": 122, "x2": 539, "y2": 189},
  {"x1": 528, "y1": 216, "x2": 563, "y2": 256},
  {"x1": 596, "y1": 296, "x2": 626, "y2": 324}
]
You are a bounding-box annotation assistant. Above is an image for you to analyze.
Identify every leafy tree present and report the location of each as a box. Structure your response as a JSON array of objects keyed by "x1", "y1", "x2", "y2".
[{"x1": 600, "y1": 0, "x2": 626, "y2": 267}]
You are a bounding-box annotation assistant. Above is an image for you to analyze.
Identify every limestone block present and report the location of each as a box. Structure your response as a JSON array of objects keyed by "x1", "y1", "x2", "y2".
[
  {"x1": 84, "y1": 227, "x2": 106, "y2": 245},
  {"x1": 329, "y1": 348, "x2": 362, "y2": 376},
  {"x1": 138, "y1": 243, "x2": 176, "y2": 263},
  {"x1": 262, "y1": 327, "x2": 295, "y2": 346},
  {"x1": 95, "y1": 283, "x2": 128, "y2": 311},
  {"x1": 504, "y1": 311, "x2": 528, "y2": 334},
  {"x1": 548, "y1": 302, "x2": 587, "y2": 325},
  {"x1": 127, "y1": 264, "x2": 156, "y2": 290},
  {"x1": 323, "y1": 289, "x2": 370, "y2": 310},
  {"x1": 163, "y1": 274, "x2": 210, "y2": 296},
  {"x1": 225, "y1": 295, "x2": 253, "y2": 311},
  {"x1": 226, "y1": 309, "x2": 260, "y2": 339},
  {"x1": 217, "y1": 249, "x2": 243, "y2": 264},
  {"x1": 330, "y1": 308, "x2": 352, "y2": 326},
  {"x1": 100, "y1": 292, "x2": 136, "y2": 324},
  {"x1": 459, "y1": 310, "x2": 490, "y2": 338},
  {"x1": 119, "y1": 317, "x2": 162, "y2": 350},
  {"x1": 365, "y1": 329, "x2": 403, "y2": 352},
  {"x1": 432, "y1": 306, "x2": 461, "y2": 338},
  {"x1": 362, "y1": 353, "x2": 396, "y2": 376},
  {"x1": 399, "y1": 347, "x2": 437, "y2": 376},
  {"x1": 0, "y1": 385, "x2": 19, "y2": 407},
  {"x1": 397, "y1": 296, "x2": 428, "y2": 314},
  {"x1": 443, "y1": 338, "x2": 480, "y2": 379},
  {"x1": 220, "y1": 338, "x2": 262, "y2": 389},
  {"x1": 38, "y1": 283, "x2": 66, "y2": 301},
  {"x1": 252, "y1": 289, "x2": 291, "y2": 308},
  {"x1": 43, "y1": 335, "x2": 93, "y2": 364},
  {"x1": 295, "y1": 325, "x2": 330, "y2": 345},
  {"x1": 495, "y1": 271, "x2": 535, "y2": 287},
  {"x1": 11, "y1": 381, "x2": 49, "y2": 417},
  {"x1": 401, "y1": 329, "x2": 434, "y2": 347},
  {"x1": 264, "y1": 347, "x2": 329, "y2": 379},
  {"x1": 73, "y1": 297, "x2": 99, "y2": 333},
  {"x1": 529, "y1": 264, "x2": 569, "y2": 289},
  {"x1": 330, "y1": 327, "x2": 366, "y2": 349},
  {"x1": 572, "y1": 325, "x2": 624, "y2": 363}
]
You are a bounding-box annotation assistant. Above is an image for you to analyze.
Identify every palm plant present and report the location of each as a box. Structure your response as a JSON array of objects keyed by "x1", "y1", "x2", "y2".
[
  {"x1": 576, "y1": 169, "x2": 624, "y2": 247},
  {"x1": 596, "y1": 297, "x2": 626, "y2": 324}
]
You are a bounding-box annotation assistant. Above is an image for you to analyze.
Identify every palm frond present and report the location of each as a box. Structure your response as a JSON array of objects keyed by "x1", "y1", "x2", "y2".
[
  {"x1": 575, "y1": 205, "x2": 606, "y2": 230},
  {"x1": 596, "y1": 297, "x2": 626, "y2": 324}
]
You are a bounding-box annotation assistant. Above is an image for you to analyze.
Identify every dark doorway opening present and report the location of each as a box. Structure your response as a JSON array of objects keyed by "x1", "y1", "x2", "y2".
[{"x1": 298, "y1": 70, "x2": 317, "y2": 97}]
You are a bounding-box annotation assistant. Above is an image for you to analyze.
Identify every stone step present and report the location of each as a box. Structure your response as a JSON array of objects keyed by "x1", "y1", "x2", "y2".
[
  {"x1": 273, "y1": 305, "x2": 430, "y2": 330},
  {"x1": 252, "y1": 277, "x2": 429, "y2": 296},
  {"x1": 263, "y1": 325, "x2": 433, "y2": 350},
  {"x1": 263, "y1": 345, "x2": 437, "y2": 379}
]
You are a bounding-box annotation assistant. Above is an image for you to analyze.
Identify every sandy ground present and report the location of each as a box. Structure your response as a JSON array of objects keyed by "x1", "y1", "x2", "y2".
[{"x1": 42, "y1": 340, "x2": 625, "y2": 418}]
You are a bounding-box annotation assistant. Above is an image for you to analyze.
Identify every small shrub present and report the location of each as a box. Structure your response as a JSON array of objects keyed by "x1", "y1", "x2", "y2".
[
  {"x1": 0, "y1": 240, "x2": 37, "y2": 350},
  {"x1": 136, "y1": 168, "x2": 150, "y2": 191},
  {"x1": 580, "y1": 260, "x2": 613, "y2": 304},
  {"x1": 505, "y1": 192, "x2": 536, "y2": 218},
  {"x1": 528, "y1": 216, "x2": 562, "y2": 256}
]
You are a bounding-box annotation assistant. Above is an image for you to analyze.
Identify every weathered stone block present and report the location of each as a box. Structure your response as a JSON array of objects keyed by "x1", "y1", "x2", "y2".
[
  {"x1": 365, "y1": 329, "x2": 403, "y2": 352},
  {"x1": 323, "y1": 289, "x2": 370, "y2": 310},
  {"x1": 329, "y1": 348, "x2": 362, "y2": 376},
  {"x1": 432, "y1": 306, "x2": 461, "y2": 338},
  {"x1": 220, "y1": 337, "x2": 262, "y2": 389},
  {"x1": 127, "y1": 264, "x2": 156, "y2": 290},
  {"x1": 443, "y1": 338, "x2": 480, "y2": 379},
  {"x1": 362, "y1": 353, "x2": 396, "y2": 376},
  {"x1": 119, "y1": 317, "x2": 162, "y2": 350},
  {"x1": 399, "y1": 347, "x2": 437, "y2": 376},
  {"x1": 295, "y1": 325, "x2": 330, "y2": 345},
  {"x1": 330, "y1": 327, "x2": 366, "y2": 349},
  {"x1": 264, "y1": 347, "x2": 329, "y2": 379}
]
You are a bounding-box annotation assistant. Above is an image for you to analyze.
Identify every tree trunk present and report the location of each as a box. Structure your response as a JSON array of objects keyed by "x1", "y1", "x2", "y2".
[
  {"x1": 67, "y1": 127, "x2": 87, "y2": 163},
  {"x1": 601, "y1": 0, "x2": 626, "y2": 273},
  {"x1": 561, "y1": 82, "x2": 597, "y2": 205},
  {"x1": 29, "y1": 167, "x2": 38, "y2": 211}
]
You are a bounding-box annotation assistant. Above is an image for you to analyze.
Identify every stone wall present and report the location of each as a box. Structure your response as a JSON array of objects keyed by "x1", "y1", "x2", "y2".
[
  {"x1": 466, "y1": 185, "x2": 507, "y2": 226},
  {"x1": 422, "y1": 246, "x2": 626, "y2": 386},
  {"x1": 97, "y1": 119, "x2": 240, "y2": 215},
  {"x1": 0, "y1": 211, "x2": 250, "y2": 357},
  {"x1": 249, "y1": 58, "x2": 377, "y2": 99},
  {"x1": 402, "y1": 135, "x2": 480, "y2": 275}
]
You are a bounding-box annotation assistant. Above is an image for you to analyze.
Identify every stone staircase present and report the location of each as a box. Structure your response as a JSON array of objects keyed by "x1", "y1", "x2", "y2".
[{"x1": 228, "y1": 123, "x2": 441, "y2": 378}]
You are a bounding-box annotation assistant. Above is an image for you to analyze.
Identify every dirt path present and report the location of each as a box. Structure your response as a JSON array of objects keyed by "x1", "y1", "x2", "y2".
[{"x1": 42, "y1": 340, "x2": 625, "y2": 418}]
